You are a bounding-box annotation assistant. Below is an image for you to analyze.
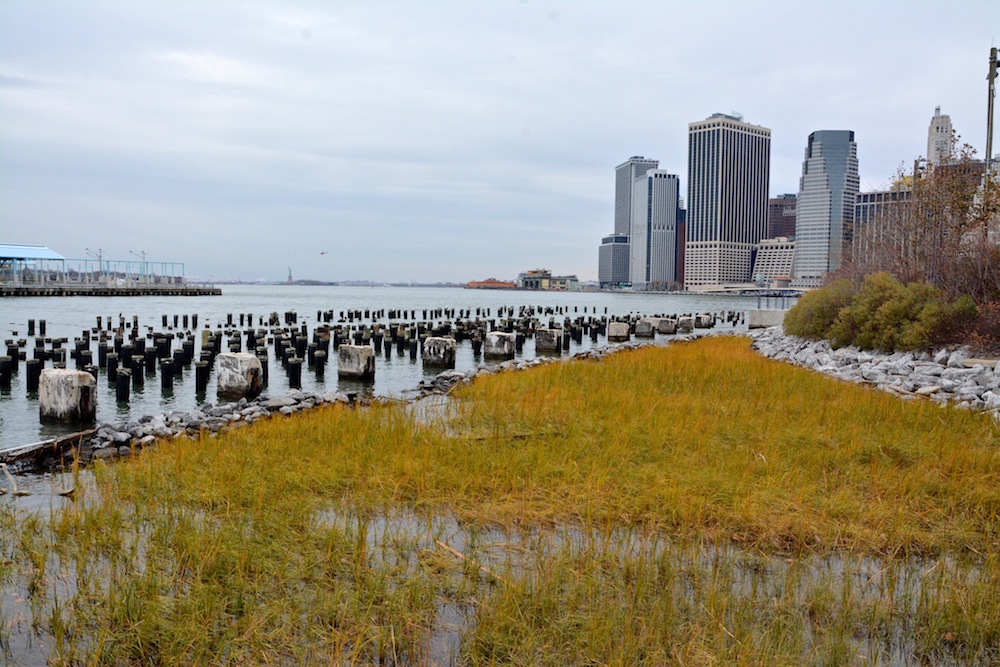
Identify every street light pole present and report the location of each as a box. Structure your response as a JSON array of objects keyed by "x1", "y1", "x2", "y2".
[
  {"x1": 85, "y1": 247, "x2": 104, "y2": 285},
  {"x1": 129, "y1": 250, "x2": 147, "y2": 283},
  {"x1": 987, "y1": 46, "x2": 997, "y2": 175}
]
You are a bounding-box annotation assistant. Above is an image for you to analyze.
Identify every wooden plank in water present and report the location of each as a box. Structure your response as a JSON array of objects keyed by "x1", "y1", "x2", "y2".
[{"x1": 0, "y1": 429, "x2": 95, "y2": 465}]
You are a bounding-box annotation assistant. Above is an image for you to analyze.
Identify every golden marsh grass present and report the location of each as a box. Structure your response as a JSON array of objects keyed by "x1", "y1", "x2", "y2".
[{"x1": 0, "y1": 336, "x2": 998, "y2": 665}]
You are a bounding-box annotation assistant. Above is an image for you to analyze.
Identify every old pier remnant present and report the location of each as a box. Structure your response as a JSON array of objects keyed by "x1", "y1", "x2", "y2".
[
  {"x1": 215, "y1": 352, "x2": 263, "y2": 399},
  {"x1": 338, "y1": 345, "x2": 375, "y2": 380},
  {"x1": 422, "y1": 337, "x2": 457, "y2": 368},
  {"x1": 38, "y1": 368, "x2": 97, "y2": 423}
]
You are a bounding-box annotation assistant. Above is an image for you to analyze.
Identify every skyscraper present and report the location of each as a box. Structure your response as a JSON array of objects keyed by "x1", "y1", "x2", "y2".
[
  {"x1": 615, "y1": 156, "x2": 660, "y2": 235},
  {"x1": 598, "y1": 234, "x2": 630, "y2": 288},
  {"x1": 768, "y1": 194, "x2": 797, "y2": 239},
  {"x1": 791, "y1": 130, "x2": 859, "y2": 287},
  {"x1": 684, "y1": 113, "x2": 771, "y2": 288},
  {"x1": 629, "y1": 169, "x2": 681, "y2": 290},
  {"x1": 927, "y1": 106, "x2": 953, "y2": 166},
  {"x1": 599, "y1": 156, "x2": 659, "y2": 287}
]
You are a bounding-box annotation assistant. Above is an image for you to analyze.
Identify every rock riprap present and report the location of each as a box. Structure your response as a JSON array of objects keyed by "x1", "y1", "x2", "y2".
[{"x1": 750, "y1": 327, "x2": 1000, "y2": 417}]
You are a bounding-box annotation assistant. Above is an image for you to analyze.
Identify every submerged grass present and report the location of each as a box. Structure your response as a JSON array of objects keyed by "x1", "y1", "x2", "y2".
[{"x1": 0, "y1": 336, "x2": 997, "y2": 665}]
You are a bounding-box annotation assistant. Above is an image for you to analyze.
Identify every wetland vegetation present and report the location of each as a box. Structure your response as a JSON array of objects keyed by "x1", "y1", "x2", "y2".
[{"x1": 1, "y1": 336, "x2": 998, "y2": 665}]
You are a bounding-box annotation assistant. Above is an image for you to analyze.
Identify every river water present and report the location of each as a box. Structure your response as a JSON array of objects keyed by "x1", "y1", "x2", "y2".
[{"x1": 0, "y1": 285, "x2": 773, "y2": 448}]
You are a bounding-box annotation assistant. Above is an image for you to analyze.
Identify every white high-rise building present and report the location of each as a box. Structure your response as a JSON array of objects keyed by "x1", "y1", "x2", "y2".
[
  {"x1": 791, "y1": 130, "x2": 859, "y2": 288},
  {"x1": 615, "y1": 156, "x2": 659, "y2": 235},
  {"x1": 599, "y1": 156, "x2": 659, "y2": 286},
  {"x1": 629, "y1": 170, "x2": 681, "y2": 290},
  {"x1": 684, "y1": 113, "x2": 771, "y2": 288},
  {"x1": 927, "y1": 106, "x2": 953, "y2": 166}
]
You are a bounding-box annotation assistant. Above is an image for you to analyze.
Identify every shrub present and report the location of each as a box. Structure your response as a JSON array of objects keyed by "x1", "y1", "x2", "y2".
[
  {"x1": 784, "y1": 273, "x2": 979, "y2": 352},
  {"x1": 783, "y1": 279, "x2": 855, "y2": 340},
  {"x1": 959, "y1": 300, "x2": 1000, "y2": 354}
]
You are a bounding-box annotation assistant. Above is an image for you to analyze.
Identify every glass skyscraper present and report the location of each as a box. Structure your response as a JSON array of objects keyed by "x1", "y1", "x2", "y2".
[{"x1": 791, "y1": 130, "x2": 859, "y2": 287}]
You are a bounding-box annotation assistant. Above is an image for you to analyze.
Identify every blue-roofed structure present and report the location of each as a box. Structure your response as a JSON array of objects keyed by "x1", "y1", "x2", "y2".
[
  {"x1": 1, "y1": 244, "x2": 67, "y2": 286},
  {"x1": 0, "y1": 244, "x2": 66, "y2": 261},
  {"x1": 0, "y1": 244, "x2": 214, "y2": 295}
]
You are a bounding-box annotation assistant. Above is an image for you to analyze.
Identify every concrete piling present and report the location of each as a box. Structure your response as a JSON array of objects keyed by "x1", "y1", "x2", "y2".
[
  {"x1": 607, "y1": 322, "x2": 630, "y2": 343},
  {"x1": 215, "y1": 352, "x2": 263, "y2": 399},
  {"x1": 39, "y1": 369, "x2": 97, "y2": 424},
  {"x1": 338, "y1": 345, "x2": 375, "y2": 380},
  {"x1": 422, "y1": 337, "x2": 457, "y2": 368},
  {"x1": 535, "y1": 329, "x2": 560, "y2": 353},
  {"x1": 485, "y1": 331, "x2": 515, "y2": 359}
]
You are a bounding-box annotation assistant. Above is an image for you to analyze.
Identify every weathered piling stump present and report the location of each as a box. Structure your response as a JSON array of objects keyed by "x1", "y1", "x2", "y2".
[
  {"x1": 634, "y1": 318, "x2": 657, "y2": 338},
  {"x1": 535, "y1": 328, "x2": 561, "y2": 353},
  {"x1": 423, "y1": 337, "x2": 457, "y2": 368},
  {"x1": 116, "y1": 369, "x2": 132, "y2": 402},
  {"x1": 0, "y1": 356, "x2": 11, "y2": 388},
  {"x1": 161, "y1": 359, "x2": 174, "y2": 390},
  {"x1": 657, "y1": 318, "x2": 677, "y2": 335},
  {"x1": 215, "y1": 352, "x2": 263, "y2": 399},
  {"x1": 195, "y1": 361, "x2": 210, "y2": 392},
  {"x1": 38, "y1": 369, "x2": 97, "y2": 424},
  {"x1": 26, "y1": 358, "x2": 42, "y2": 392},
  {"x1": 106, "y1": 352, "x2": 119, "y2": 382},
  {"x1": 607, "y1": 322, "x2": 630, "y2": 343},
  {"x1": 287, "y1": 357, "x2": 302, "y2": 389},
  {"x1": 338, "y1": 345, "x2": 375, "y2": 380}
]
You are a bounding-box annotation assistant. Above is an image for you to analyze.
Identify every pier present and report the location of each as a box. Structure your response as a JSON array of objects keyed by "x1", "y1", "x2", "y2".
[
  {"x1": 1, "y1": 244, "x2": 219, "y2": 297},
  {"x1": 1, "y1": 285, "x2": 221, "y2": 297}
]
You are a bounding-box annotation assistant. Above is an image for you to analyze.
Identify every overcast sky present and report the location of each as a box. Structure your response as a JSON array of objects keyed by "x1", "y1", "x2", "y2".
[{"x1": 1, "y1": 1, "x2": 997, "y2": 283}]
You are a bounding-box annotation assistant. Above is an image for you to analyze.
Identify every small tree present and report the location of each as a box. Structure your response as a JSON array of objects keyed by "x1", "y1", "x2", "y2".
[{"x1": 843, "y1": 135, "x2": 1000, "y2": 302}]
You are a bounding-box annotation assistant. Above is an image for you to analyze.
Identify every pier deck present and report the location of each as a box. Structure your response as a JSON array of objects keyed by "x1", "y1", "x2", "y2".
[{"x1": 1, "y1": 285, "x2": 221, "y2": 297}]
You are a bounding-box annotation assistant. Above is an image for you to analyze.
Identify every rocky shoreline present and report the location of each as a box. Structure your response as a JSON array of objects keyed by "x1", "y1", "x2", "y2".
[
  {"x1": 9, "y1": 327, "x2": 997, "y2": 472},
  {"x1": 749, "y1": 327, "x2": 1000, "y2": 418}
]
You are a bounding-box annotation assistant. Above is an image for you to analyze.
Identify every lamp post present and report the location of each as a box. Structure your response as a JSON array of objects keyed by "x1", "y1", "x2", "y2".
[
  {"x1": 85, "y1": 248, "x2": 104, "y2": 285},
  {"x1": 129, "y1": 250, "x2": 147, "y2": 284}
]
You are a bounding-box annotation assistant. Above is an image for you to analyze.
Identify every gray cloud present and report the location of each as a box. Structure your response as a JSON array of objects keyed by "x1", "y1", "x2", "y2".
[{"x1": 2, "y1": 1, "x2": 998, "y2": 283}]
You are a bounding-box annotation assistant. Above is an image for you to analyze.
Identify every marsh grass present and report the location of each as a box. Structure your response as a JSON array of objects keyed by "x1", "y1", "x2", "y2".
[{"x1": 0, "y1": 336, "x2": 997, "y2": 664}]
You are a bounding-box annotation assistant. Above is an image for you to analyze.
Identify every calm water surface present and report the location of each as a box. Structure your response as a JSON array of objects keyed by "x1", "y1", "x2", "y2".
[{"x1": 0, "y1": 285, "x2": 769, "y2": 447}]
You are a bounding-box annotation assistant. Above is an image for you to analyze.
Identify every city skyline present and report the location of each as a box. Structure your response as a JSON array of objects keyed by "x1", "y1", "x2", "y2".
[{"x1": 1, "y1": 2, "x2": 997, "y2": 283}]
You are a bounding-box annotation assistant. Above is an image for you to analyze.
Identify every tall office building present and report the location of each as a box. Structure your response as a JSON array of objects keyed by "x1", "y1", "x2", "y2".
[
  {"x1": 927, "y1": 106, "x2": 953, "y2": 166},
  {"x1": 791, "y1": 130, "x2": 859, "y2": 288},
  {"x1": 598, "y1": 234, "x2": 630, "y2": 288},
  {"x1": 684, "y1": 113, "x2": 771, "y2": 288},
  {"x1": 615, "y1": 156, "x2": 660, "y2": 235},
  {"x1": 768, "y1": 194, "x2": 797, "y2": 239},
  {"x1": 629, "y1": 170, "x2": 681, "y2": 290},
  {"x1": 599, "y1": 156, "x2": 659, "y2": 286}
]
